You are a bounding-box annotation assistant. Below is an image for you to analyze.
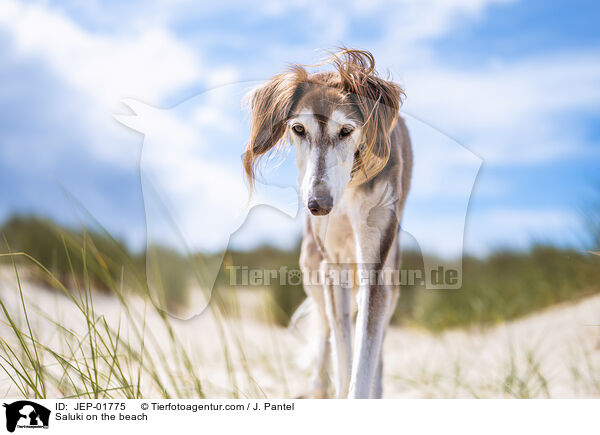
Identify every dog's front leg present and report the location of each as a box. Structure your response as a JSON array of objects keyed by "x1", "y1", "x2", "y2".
[
  {"x1": 348, "y1": 215, "x2": 398, "y2": 399},
  {"x1": 349, "y1": 270, "x2": 392, "y2": 398},
  {"x1": 372, "y1": 276, "x2": 400, "y2": 399},
  {"x1": 321, "y1": 261, "x2": 353, "y2": 398}
]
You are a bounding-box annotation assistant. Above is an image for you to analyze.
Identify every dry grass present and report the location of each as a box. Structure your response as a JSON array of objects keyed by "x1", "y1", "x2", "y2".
[{"x1": 2, "y1": 263, "x2": 600, "y2": 399}]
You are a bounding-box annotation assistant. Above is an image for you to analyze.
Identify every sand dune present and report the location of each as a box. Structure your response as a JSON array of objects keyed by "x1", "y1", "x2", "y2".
[{"x1": 1, "y1": 267, "x2": 599, "y2": 398}]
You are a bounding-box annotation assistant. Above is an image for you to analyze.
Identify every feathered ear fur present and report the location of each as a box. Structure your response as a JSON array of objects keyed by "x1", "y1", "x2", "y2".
[
  {"x1": 243, "y1": 67, "x2": 306, "y2": 189},
  {"x1": 330, "y1": 49, "x2": 404, "y2": 182}
]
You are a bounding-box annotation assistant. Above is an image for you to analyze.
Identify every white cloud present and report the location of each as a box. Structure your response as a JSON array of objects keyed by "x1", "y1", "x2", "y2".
[
  {"x1": 404, "y1": 115, "x2": 482, "y2": 198},
  {"x1": 401, "y1": 207, "x2": 581, "y2": 258},
  {"x1": 464, "y1": 209, "x2": 581, "y2": 255},
  {"x1": 1, "y1": 1, "x2": 202, "y2": 106},
  {"x1": 401, "y1": 52, "x2": 600, "y2": 165},
  {"x1": 375, "y1": 0, "x2": 514, "y2": 55},
  {"x1": 0, "y1": 0, "x2": 238, "y2": 166},
  {"x1": 116, "y1": 87, "x2": 300, "y2": 253}
]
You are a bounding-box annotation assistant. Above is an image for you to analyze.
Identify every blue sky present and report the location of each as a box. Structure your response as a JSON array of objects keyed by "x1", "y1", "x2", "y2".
[{"x1": 0, "y1": 0, "x2": 599, "y2": 257}]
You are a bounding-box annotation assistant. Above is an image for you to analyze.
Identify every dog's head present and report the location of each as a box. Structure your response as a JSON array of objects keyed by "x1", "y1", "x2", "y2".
[{"x1": 243, "y1": 48, "x2": 404, "y2": 216}]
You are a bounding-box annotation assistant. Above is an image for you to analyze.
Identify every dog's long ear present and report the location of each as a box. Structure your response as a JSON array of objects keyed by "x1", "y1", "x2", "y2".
[
  {"x1": 332, "y1": 49, "x2": 404, "y2": 181},
  {"x1": 356, "y1": 75, "x2": 403, "y2": 158},
  {"x1": 243, "y1": 68, "x2": 305, "y2": 190}
]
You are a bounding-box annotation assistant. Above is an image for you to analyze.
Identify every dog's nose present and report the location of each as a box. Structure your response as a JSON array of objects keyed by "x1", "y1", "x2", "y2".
[{"x1": 308, "y1": 196, "x2": 333, "y2": 216}]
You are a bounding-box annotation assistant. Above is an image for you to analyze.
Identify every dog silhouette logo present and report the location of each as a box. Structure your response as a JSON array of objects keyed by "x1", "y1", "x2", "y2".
[{"x1": 3, "y1": 401, "x2": 50, "y2": 432}]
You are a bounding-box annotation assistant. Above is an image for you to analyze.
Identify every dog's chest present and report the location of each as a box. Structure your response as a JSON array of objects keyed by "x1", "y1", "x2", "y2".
[{"x1": 311, "y1": 198, "x2": 356, "y2": 264}]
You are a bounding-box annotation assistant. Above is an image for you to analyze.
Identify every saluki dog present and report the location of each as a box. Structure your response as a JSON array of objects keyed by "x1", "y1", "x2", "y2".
[{"x1": 244, "y1": 49, "x2": 412, "y2": 398}]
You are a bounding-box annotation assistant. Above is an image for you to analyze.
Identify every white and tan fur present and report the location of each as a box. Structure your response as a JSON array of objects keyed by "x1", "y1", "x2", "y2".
[{"x1": 244, "y1": 49, "x2": 412, "y2": 398}]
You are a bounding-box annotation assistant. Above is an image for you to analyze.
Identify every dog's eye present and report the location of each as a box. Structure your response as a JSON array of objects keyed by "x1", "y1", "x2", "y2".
[
  {"x1": 292, "y1": 124, "x2": 305, "y2": 136},
  {"x1": 339, "y1": 126, "x2": 354, "y2": 138}
]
